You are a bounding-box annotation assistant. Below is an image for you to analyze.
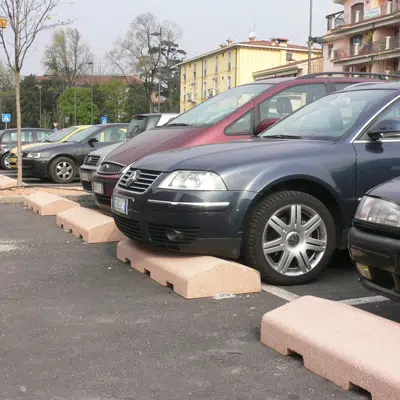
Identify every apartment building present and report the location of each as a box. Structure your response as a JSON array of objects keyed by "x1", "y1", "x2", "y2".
[
  {"x1": 324, "y1": 0, "x2": 400, "y2": 74},
  {"x1": 178, "y1": 35, "x2": 322, "y2": 112}
]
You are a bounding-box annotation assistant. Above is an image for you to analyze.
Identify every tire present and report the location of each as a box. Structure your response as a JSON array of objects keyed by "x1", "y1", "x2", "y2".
[
  {"x1": 49, "y1": 157, "x2": 76, "y2": 184},
  {"x1": 243, "y1": 191, "x2": 336, "y2": 286},
  {"x1": 0, "y1": 153, "x2": 11, "y2": 170}
]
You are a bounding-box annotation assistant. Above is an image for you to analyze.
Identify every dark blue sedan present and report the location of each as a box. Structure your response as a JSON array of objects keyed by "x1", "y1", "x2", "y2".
[{"x1": 112, "y1": 82, "x2": 400, "y2": 285}]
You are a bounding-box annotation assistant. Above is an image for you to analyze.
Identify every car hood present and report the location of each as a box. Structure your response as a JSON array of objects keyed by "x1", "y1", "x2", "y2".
[
  {"x1": 10, "y1": 141, "x2": 62, "y2": 155},
  {"x1": 23, "y1": 141, "x2": 81, "y2": 155},
  {"x1": 105, "y1": 126, "x2": 209, "y2": 166},
  {"x1": 133, "y1": 138, "x2": 333, "y2": 173},
  {"x1": 368, "y1": 177, "x2": 400, "y2": 203}
]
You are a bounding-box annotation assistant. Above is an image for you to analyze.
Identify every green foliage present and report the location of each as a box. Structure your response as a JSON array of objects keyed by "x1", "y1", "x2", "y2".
[
  {"x1": 125, "y1": 80, "x2": 148, "y2": 117},
  {"x1": 20, "y1": 75, "x2": 40, "y2": 127},
  {"x1": 95, "y1": 79, "x2": 128, "y2": 122},
  {"x1": 58, "y1": 87, "x2": 98, "y2": 125}
]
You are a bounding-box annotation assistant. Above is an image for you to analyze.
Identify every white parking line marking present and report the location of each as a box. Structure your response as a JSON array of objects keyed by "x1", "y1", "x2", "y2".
[
  {"x1": 261, "y1": 284, "x2": 300, "y2": 302},
  {"x1": 339, "y1": 296, "x2": 390, "y2": 306}
]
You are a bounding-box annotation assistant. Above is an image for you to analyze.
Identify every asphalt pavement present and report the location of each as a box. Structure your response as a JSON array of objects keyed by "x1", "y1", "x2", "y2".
[{"x1": 1, "y1": 204, "x2": 399, "y2": 399}]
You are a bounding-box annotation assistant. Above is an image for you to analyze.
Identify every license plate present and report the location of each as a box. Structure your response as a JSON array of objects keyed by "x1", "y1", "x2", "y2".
[
  {"x1": 93, "y1": 182, "x2": 104, "y2": 194},
  {"x1": 81, "y1": 172, "x2": 91, "y2": 182},
  {"x1": 112, "y1": 195, "x2": 128, "y2": 214}
]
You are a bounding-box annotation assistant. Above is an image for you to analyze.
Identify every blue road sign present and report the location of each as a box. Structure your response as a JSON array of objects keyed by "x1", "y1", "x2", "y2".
[
  {"x1": 2, "y1": 113, "x2": 11, "y2": 123},
  {"x1": 101, "y1": 116, "x2": 109, "y2": 124}
]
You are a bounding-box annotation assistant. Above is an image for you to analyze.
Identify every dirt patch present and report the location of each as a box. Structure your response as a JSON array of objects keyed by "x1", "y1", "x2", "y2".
[{"x1": 0, "y1": 186, "x2": 86, "y2": 197}]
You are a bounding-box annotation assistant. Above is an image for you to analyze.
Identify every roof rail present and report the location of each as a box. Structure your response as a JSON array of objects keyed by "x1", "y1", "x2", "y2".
[{"x1": 298, "y1": 72, "x2": 400, "y2": 80}]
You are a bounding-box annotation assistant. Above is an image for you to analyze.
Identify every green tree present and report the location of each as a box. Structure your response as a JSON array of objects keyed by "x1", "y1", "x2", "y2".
[
  {"x1": 0, "y1": 62, "x2": 16, "y2": 125},
  {"x1": 58, "y1": 87, "x2": 98, "y2": 125},
  {"x1": 20, "y1": 75, "x2": 40, "y2": 127},
  {"x1": 124, "y1": 80, "x2": 148, "y2": 117},
  {"x1": 96, "y1": 79, "x2": 128, "y2": 122}
]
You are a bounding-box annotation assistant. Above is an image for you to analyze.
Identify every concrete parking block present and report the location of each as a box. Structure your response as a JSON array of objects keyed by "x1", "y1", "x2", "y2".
[
  {"x1": 260, "y1": 295, "x2": 400, "y2": 400},
  {"x1": 117, "y1": 239, "x2": 261, "y2": 299},
  {"x1": 0, "y1": 175, "x2": 17, "y2": 189},
  {"x1": 24, "y1": 192, "x2": 80, "y2": 216},
  {"x1": 56, "y1": 207, "x2": 125, "y2": 243}
]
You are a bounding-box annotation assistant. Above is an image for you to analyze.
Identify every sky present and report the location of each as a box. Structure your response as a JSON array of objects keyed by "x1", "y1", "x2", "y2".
[{"x1": 1, "y1": 0, "x2": 343, "y2": 75}]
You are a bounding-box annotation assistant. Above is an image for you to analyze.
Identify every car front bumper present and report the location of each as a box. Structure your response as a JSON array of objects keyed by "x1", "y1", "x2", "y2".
[
  {"x1": 21, "y1": 157, "x2": 51, "y2": 178},
  {"x1": 79, "y1": 165, "x2": 98, "y2": 193},
  {"x1": 112, "y1": 186, "x2": 257, "y2": 259},
  {"x1": 91, "y1": 172, "x2": 121, "y2": 211},
  {"x1": 349, "y1": 224, "x2": 400, "y2": 302}
]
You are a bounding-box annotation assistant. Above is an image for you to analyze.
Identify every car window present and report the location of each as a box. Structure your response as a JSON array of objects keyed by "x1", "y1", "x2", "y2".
[
  {"x1": 2, "y1": 131, "x2": 34, "y2": 143},
  {"x1": 259, "y1": 84, "x2": 328, "y2": 121},
  {"x1": 127, "y1": 117, "x2": 148, "y2": 138},
  {"x1": 335, "y1": 83, "x2": 356, "y2": 91},
  {"x1": 36, "y1": 131, "x2": 51, "y2": 142},
  {"x1": 225, "y1": 111, "x2": 252, "y2": 135},
  {"x1": 260, "y1": 89, "x2": 395, "y2": 141},
  {"x1": 92, "y1": 126, "x2": 127, "y2": 143}
]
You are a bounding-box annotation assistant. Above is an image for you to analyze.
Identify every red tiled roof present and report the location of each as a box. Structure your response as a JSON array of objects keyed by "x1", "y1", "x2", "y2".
[
  {"x1": 239, "y1": 40, "x2": 320, "y2": 51},
  {"x1": 260, "y1": 57, "x2": 324, "y2": 72}
]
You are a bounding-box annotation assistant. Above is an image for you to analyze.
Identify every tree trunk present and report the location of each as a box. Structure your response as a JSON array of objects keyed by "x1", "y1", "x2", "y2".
[{"x1": 15, "y1": 70, "x2": 22, "y2": 187}]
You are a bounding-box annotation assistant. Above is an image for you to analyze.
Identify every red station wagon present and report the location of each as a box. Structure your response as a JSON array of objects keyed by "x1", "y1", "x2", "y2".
[{"x1": 91, "y1": 72, "x2": 389, "y2": 211}]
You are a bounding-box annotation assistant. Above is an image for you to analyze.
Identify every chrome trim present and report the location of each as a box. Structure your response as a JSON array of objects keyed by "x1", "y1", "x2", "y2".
[
  {"x1": 350, "y1": 94, "x2": 400, "y2": 143},
  {"x1": 147, "y1": 199, "x2": 230, "y2": 208},
  {"x1": 354, "y1": 139, "x2": 400, "y2": 143}
]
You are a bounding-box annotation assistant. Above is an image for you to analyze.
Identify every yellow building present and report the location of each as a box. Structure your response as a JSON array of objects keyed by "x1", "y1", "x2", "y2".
[{"x1": 178, "y1": 35, "x2": 322, "y2": 112}]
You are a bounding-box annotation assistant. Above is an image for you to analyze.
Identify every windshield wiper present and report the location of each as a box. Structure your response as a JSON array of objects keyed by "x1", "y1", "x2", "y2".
[
  {"x1": 165, "y1": 123, "x2": 192, "y2": 127},
  {"x1": 262, "y1": 134, "x2": 303, "y2": 140}
]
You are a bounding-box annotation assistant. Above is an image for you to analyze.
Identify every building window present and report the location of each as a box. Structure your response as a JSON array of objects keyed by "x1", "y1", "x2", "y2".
[
  {"x1": 328, "y1": 44, "x2": 334, "y2": 59},
  {"x1": 228, "y1": 51, "x2": 232, "y2": 71},
  {"x1": 183, "y1": 66, "x2": 187, "y2": 83},
  {"x1": 193, "y1": 83, "x2": 197, "y2": 100},
  {"x1": 215, "y1": 56, "x2": 219, "y2": 73},
  {"x1": 227, "y1": 76, "x2": 232, "y2": 90},
  {"x1": 203, "y1": 82, "x2": 207, "y2": 99},
  {"x1": 214, "y1": 77, "x2": 218, "y2": 94},
  {"x1": 286, "y1": 52, "x2": 294, "y2": 62},
  {"x1": 203, "y1": 59, "x2": 207, "y2": 76},
  {"x1": 193, "y1": 63, "x2": 196, "y2": 80},
  {"x1": 183, "y1": 86, "x2": 186, "y2": 102}
]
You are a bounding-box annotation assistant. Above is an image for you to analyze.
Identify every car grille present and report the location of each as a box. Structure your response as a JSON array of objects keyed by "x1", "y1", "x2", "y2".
[
  {"x1": 97, "y1": 162, "x2": 124, "y2": 174},
  {"x1": 118, "y1": 168, "x2": 161, "y2": 193},
  {"x1": 83, "y1": 155, "x2": 100, "y2": 166},
  {"x1": 113, "y1": 214, "x2": 142, "y2": 242},
  {"x1": 148, "y1": 223, "x2": 199, "y2": 245},
  {"x1": 81, "y1": 181, "x2": 93, "y2": 191},
  {"x1": 113, "y1": 214, "x2": 200, "y2": 246}
]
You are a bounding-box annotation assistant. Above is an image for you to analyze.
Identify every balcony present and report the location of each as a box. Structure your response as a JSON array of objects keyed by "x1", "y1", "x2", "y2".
[
  {"x1": 333, "y1": 35, "x2": 400, "y2": 61},
  {"x1": 327, "y1": 1, "x2": 400, "y2": 31}
]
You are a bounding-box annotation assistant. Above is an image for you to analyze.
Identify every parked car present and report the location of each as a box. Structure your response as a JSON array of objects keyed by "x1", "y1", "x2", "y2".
[
  {"x1": 21, "y1": 124, "x2": 128, "y2": 184},
  {"x1": 112, "y1": 81, "x2": 400, "y2": 285},
  {"x1": 7, "y1": 125, "x2": 92, "y2": 169},
  {"x1": 0, "y1": 128, "x2": 53, "y2": 169},
  {"x1": 349, "y1": 177, "x2": 400, "y2": 301},
  {"x1": 127, "y1": 113, "x2": 179, "y2": 136},
  {"x1": 91, "y1": 72, "x2": 388, "y2": 212},
  {"x1": 79, "y1": 114, "x2": 177, "y2": 194}
]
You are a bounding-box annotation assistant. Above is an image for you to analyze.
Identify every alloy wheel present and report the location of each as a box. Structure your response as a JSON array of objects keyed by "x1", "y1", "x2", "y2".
[
  {"x1": 262, "y1": 204, "x2": 327, "y2": 277},
  {"x1": 4, "y1": 155, "x2": 11, "y2": 169},
  {"x1": 56, "y1": 161, "x2": 73, "y2": 181}
]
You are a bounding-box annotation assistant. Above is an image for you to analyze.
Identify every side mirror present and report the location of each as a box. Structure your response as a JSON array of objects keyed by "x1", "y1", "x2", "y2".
[
  {"x1": 254, "y1": 118, "x2": 280, "y2": 135},
  {"x1": 88, "y1": 137, "x2": 98, "y2": 145},
  {"x1": 367, "y1": 119, "x2": 400, "y2": 141}
]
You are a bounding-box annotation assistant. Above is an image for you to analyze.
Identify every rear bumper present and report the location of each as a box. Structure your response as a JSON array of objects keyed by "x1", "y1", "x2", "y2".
[{"x1": 80, "y1": 166, "x2": 97, "y2": 193}]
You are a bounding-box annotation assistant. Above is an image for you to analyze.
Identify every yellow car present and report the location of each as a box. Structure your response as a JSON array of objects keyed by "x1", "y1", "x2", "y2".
[{"x1": 8, "y1": 125, "x2": 91, "y2": 169}]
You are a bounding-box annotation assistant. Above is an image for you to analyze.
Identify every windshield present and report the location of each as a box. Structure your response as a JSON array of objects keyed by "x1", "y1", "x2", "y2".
[
  {"x1": 127, "y1": 117, "x2": 148, "y2": 137},
  {"x1": 260, "y1": 89, "x2": 395, "y2": 141},
  {"x1": 68, "y1": 126, "x2": 99, "y2": 142},
  {"x1": 46, "y1": 126, "x2": 78, "y2": 142},
  {"x1": 166, "y1": 84, "x2": 273, "y2": 126}
]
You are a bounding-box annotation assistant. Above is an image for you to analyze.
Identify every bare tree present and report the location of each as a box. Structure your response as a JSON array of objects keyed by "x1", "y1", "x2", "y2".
[
  {"x1": 44, "y1": 27, "x2": 93, "y2": 87},
  {"x1": 108, "y1": 12, "x2": 182, "y2": 112},
  {"x1": 0, "y1": 0, "x2": 69, "y2": 186}
]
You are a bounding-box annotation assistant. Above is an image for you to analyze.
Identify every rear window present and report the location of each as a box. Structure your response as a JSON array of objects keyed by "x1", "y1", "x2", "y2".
[
  {"x1": 127, "y1": 117, "x2": 148, "y2": 137},
  {"x1": 1, "y1": 131, "x2": 34, "y2": 143}
]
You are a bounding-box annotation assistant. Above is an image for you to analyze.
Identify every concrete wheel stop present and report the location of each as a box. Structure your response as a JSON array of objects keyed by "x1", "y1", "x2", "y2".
[
  {"x1": 56, "y1": 207, "x2": 125, "y2": 243},
  {"x1": 24, "y1": 192, "x2": 80, "y2": 216},
  {"x1": 0, "y1": 175, "x2": 17, "y2": 189},
  {"x1": 117, "y1": 238, "x2": 261, "y2": 299},
  {"x1": 260, "y1": 295, "x2": 400, "y2": 400}
]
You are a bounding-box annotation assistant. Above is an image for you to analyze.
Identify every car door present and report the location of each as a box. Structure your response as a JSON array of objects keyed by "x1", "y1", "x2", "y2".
[{"x1": 353, "y1": 99, "x2": 400, "y2": 200}]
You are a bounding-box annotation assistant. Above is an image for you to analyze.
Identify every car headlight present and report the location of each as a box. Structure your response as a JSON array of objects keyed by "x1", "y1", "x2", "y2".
[
  {"x1": 26, "y1": 152, "x2": 41, "y2": 159},
  {"x1": 355, "y1": 196, "x2": 400, "y2": 227},
  {"x1": 158, "y1": 170, "x2": 227, "y2": 191}
]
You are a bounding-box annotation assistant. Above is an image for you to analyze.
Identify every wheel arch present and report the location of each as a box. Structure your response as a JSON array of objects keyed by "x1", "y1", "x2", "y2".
[{"x1": 242, "y1": 176, "x2": 345, "y2": 246}]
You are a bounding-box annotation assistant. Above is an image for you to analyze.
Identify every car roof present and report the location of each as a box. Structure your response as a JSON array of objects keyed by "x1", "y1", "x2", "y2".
[
  {"x1": 93, "y1": 123, "x2": 128, "y2": 127},
  {"x1": 342, "y1": 81, "x2": 400, "y2": 91}
]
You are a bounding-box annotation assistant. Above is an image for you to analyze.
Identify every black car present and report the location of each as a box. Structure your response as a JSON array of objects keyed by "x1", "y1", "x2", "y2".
[
  {"x1": 22, "y1": 124, "x2": 128, "y2": 183},
  {"x1": 112, "y1": 82, "x2": 400, "y2": 286},
  {"x1": 0, "y1": 128, "x2": 53, "y2": 169},
  {"x1": 349, "y1": 178, "x2": 400, "y2": 301}
]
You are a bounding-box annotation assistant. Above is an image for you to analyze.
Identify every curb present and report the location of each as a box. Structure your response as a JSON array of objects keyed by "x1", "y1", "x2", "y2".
[{"x1": 0, "y1": 194, "x2": 94, "y2": 205}]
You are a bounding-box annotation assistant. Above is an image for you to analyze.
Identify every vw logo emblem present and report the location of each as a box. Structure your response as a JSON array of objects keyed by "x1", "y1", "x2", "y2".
[
  {"x1": 125, "y1": 170, "x2": 138, "y2": 187},
  {"x1": 104, "y1": 164, "x2": 110, "y2": 170}
]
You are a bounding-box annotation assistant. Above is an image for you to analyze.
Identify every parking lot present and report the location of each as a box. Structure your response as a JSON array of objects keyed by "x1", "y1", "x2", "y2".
[{"x1": 1, "y1": 201, "x2": 398, "y2": 399}]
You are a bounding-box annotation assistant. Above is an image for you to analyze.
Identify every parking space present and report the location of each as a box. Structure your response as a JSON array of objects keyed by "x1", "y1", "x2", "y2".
[{"x1": 0, "y1": 204, "x2": 379, "y2": 399}]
